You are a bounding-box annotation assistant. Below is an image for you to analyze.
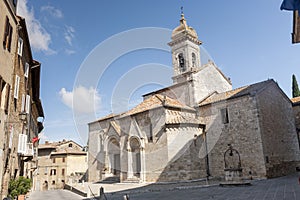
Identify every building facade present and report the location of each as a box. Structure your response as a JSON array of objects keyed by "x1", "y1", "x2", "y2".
[
  {"x1": 293, "y1": 11, "x2": 300, "y2": 43},
  {"x1": 0, "y1": 1, "x2": 19, "y2": 196},
  {"x1": 292, "y1": 96, "x2": 300, "y2": 149},
  {"x1": 35, "y1": 140, "x2": 87, "y2": 191},
  {"x1": 88, "y1": 13, "x2": 300, "y2": 183},
  {"x1": 0, "y1": 0, "x2": 44, "y2": 198}
]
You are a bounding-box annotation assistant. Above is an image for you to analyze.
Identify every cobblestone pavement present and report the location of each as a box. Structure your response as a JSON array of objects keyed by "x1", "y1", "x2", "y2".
[
  {"x1": 27, "y1": 173, "x2": 300, "y2": 200},
  {"x1": 85, "y1": 173, "x2": 300, "y2": 200},
  {"x1": 27, "y1": 189, "x2": 82, "y2": 200}
]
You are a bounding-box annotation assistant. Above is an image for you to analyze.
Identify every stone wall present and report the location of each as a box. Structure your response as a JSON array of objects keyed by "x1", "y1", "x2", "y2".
[
  {"x1": 0, "y1": 1, "x2": 18, "y2": 196},
  {"x1": 155, "y1": 127, "x2": 207, "y2": 182},
  {"x1": 191, "y1": 63, "x2": 232, "y2": 104},
  {"x1": 88, "y1": 129, "x2": 105, "y2": 182},
  {"x1": 199, "y1": 95, "x2": 267, "y2": 179},
  {"x1": 256, "y1": 83, "x2": 300, "y2": 177},
  {"x1": 292, "y1": 102, "x2": 300, "y2": 148}
]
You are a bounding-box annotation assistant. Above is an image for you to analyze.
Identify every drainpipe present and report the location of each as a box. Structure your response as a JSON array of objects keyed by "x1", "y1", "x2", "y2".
[{"x1": 204, "y1": 129, "x2": 210, "y2": 179}]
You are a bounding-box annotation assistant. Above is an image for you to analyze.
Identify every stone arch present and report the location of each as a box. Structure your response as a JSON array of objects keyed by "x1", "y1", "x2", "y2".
[
  {"x1": 192, "y1": 52, "x2": 196, "y2": 67},
  {"x1": 178, "y1": 53, "x2": 186, "y2": 72},
  {"x1": 224, "y1": 145, "x2": 241, "y2": 170},
  {"x1": 128, "y1": 136, "x2": 142, "y2": 178},
  {"x1": 105, "y1": 136, "x2": 121, "y2": 175}
]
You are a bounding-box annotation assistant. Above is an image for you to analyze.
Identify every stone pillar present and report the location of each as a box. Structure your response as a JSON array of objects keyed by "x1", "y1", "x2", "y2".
[{"x1": 127, "y1": 149, "x2": 133, "y2": 178}]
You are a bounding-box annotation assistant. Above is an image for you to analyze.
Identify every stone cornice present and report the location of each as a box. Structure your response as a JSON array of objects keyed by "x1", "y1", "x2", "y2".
[{"x1": 168, "y1": 34, "x2": 202, "y2": 46}]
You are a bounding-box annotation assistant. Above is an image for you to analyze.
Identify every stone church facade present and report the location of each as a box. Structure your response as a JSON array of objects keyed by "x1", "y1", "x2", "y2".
[{"x1": 88, "y1": 14, "x2": 300, "y2": 183}]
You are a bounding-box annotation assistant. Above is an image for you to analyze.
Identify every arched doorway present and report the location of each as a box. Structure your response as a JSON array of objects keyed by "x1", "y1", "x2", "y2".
[
  {"x1": 107, "y1": 138, "x2": 120, "y2": 175},
  {"x1": 130, "y1": 138, "x2": 141, "y2": 177}
]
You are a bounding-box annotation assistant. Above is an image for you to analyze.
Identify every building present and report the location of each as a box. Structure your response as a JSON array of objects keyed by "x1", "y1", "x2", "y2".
[
  {"x1": 292, "y1": 96, "x2": 300, "y2": 147},
  {"x1": 0, "y1": 0, "x2": 44, "y2": 198},
  {"x1": 88, "y1": 13, "x2": 300, "y2": 183},
  {"x1": 35, "y1": 140, "x2": 87, "y2": 191},
  {"x1": 293, "y1": 11, "x2": 300, "y2": 43}
]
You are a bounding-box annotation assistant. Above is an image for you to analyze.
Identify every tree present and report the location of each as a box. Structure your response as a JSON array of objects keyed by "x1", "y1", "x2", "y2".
[
  {"x1": 292, "y1": 74, "x2": 300, "y2": 98},
  {"x1": 8, "y1": 176, "x2": 32, "y2": 199}
]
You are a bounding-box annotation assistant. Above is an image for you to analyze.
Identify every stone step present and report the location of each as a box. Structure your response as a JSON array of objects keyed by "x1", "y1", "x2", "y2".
[
  {"x1": 97, "y1": 176, "x2": 120, "y2": 183},
  {"x1": 123, "y1": 177, "x2": 142, "y2": 183}
]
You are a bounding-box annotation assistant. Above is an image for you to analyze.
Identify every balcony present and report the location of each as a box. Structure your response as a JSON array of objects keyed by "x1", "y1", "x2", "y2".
[{"x1": 23, "y1": 143, "x2": 34, "y2": 157}]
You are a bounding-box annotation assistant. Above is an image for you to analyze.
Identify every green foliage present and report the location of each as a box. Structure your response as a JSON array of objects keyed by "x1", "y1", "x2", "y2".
[
  {"x1": 8, "y1": 176, "x2": 32, "y2": 198},
  {"x1": 292, "y1": 74, "x2": 300, "y2": 98}
]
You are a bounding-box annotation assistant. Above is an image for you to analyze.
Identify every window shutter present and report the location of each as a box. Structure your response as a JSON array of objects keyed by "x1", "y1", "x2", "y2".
[
  {"x1": 24, "y1": 63, "x2": 29, "y2": 78},
  {"x1": 4, "y1": 84, "x2": 10, "y2": 114},
  {"x1": 9, "y1": 125, "x2": 13, "y2": 149},
  {"x1": 14, "y1": 75, "x2": 20, "y2": 99},
  {"x1": 18, "y1": 134, "x2": 27, "y2": 154},
  {"x1": 17, "y1": 37, "x2": 23, "y2": 56},
  {"x1": 25, "y1": 95, "x2": 30, "y2": 114},
  {"x1": 21, "y1": 94, "x2": 25, "y2": 112}
]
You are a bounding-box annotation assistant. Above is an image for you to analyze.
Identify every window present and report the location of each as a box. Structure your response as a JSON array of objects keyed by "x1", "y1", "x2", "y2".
[
  {"x1": 4, "y1": 83, "x2": 10, "y2": 114},
  {"x1": 3, "y1": 16, "x2": 13, "y2": 52},
  {"x1": 68, "y1": 143, "x2": 72, "y2": 147},
  {"x1": 52, "y1": 181, "x2": 55, "y2": 185},
  {"x1": 17, "y1": 37, "x2": 23, "y2": 56},
  {"x1": 52, "y1": 158, "x2": 56, "y2": 163},
  {"x1": 24, "y1": 63, "x2": 29, "y2": 78},
  {"x1": 62, "y1": 168, "x2": 65, "y2": 176},
  {"x1": 265, "y1": 156, "x2": 269, "y2": 163},
  {"x1": 50, "y1": 169, "x2": 56, "y2": 176},
  {"x1": 192, "y1": 53, "x2": 196, "y2": 67},
  {"x1": 44, "y1": 167, "x2": 48, "y2": 175},
  {"x1": 149, "y1": 124, "x2": 153, "y2": 142},
  {"x1": 25, "y1": 95, "x2": 30, "y2": 114},
  {"x1": 220, "y1": 108, "x2": 229, "y2": 124},
  {"x1": 178, "y1": 53, "x2": 186, "y2": 72},
  {"x1": 62, "y1": 157, "x2": 65, "y2": 163},
  {"x1": 13, "y1": 75, "x2": 20, "y2": 99}
]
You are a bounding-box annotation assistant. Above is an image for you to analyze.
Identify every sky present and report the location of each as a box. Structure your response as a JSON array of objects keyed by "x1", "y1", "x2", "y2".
[{"x1": 16, "y1": 0, "x2": 300, "y2": 146}]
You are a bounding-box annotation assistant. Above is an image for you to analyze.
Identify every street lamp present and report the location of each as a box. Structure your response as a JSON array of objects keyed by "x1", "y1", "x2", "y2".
[{"x1": 19, "y1": 111, "x2": 27, "y2": 122}]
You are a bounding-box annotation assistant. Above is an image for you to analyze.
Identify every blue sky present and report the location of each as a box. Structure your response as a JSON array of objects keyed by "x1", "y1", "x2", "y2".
[{"x1": 17, "y1": 0, "x2": 300, "y2": 145}]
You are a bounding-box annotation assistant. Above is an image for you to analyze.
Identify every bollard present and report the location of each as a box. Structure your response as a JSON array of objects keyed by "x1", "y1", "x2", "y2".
[
  {"x1": 99, "y1": 187, "x2": 105, "y2": 200},
  {"x1": 123, "y1": 194, "x2": 129, "y2": 200}
]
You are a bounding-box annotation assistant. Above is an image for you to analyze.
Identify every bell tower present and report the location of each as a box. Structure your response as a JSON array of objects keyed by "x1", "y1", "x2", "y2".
[{"x1": 168, "y1": 12, "x2": 202, "y2": 84}]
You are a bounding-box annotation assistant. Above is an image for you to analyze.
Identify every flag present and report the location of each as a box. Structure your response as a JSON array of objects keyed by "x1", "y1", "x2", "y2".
[
  {"x1": 32, "y1": 137, "x2": 39, "y2": 144},
  {"x1": 280, "y1": 0, "x2": 300, "y2": 11}
]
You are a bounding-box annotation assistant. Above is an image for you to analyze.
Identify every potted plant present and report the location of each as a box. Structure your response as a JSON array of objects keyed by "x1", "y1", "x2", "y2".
[{"x1": 8, "y1": 176, "x2": 32, "y2": 200}]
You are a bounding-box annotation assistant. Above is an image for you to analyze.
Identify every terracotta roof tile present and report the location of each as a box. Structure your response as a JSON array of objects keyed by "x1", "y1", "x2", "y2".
[
  {"x1": 199, "y1": 79, "x2": 274, "y2": 106},
  {"x1": 291, "y1": 96, "x2": 300, "y2": 103},
  {"x1": 120, "y1": 94, "x2": 194, "y2": 117},
  {"x1": 166, "y1": 111, "x2": 199, "y2": 124},
  {"x1": 51, "y1": 149, "x2": 86, "y2": 155}
]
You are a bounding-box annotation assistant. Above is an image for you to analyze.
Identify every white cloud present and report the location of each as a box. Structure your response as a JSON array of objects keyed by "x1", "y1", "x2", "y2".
[
  {"x1": 64, "y1": 25, "x2": 75, "y2": 46},
  {"x1": 17, "y1": 0, "x2": 54, "y2": 54},
  {"x1": 40, "y1": 5, "x2": 63, "y2": 19},
  {"x1": 65, "y1": 49, "x2": 76, "y2": 55},
  {"x1": 59, "y1": 86, "x2": 101, "y2": 114}
]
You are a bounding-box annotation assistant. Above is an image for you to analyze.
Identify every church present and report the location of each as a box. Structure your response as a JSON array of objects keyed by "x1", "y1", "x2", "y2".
[{"x1": 87, "y1": 13, "x2": 300, "y2": 183}]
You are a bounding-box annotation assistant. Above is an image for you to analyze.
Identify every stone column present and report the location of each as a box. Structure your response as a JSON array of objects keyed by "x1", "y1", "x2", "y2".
[{"x1": 127, "y1": 149, "x2": 133, "y2": 178}]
